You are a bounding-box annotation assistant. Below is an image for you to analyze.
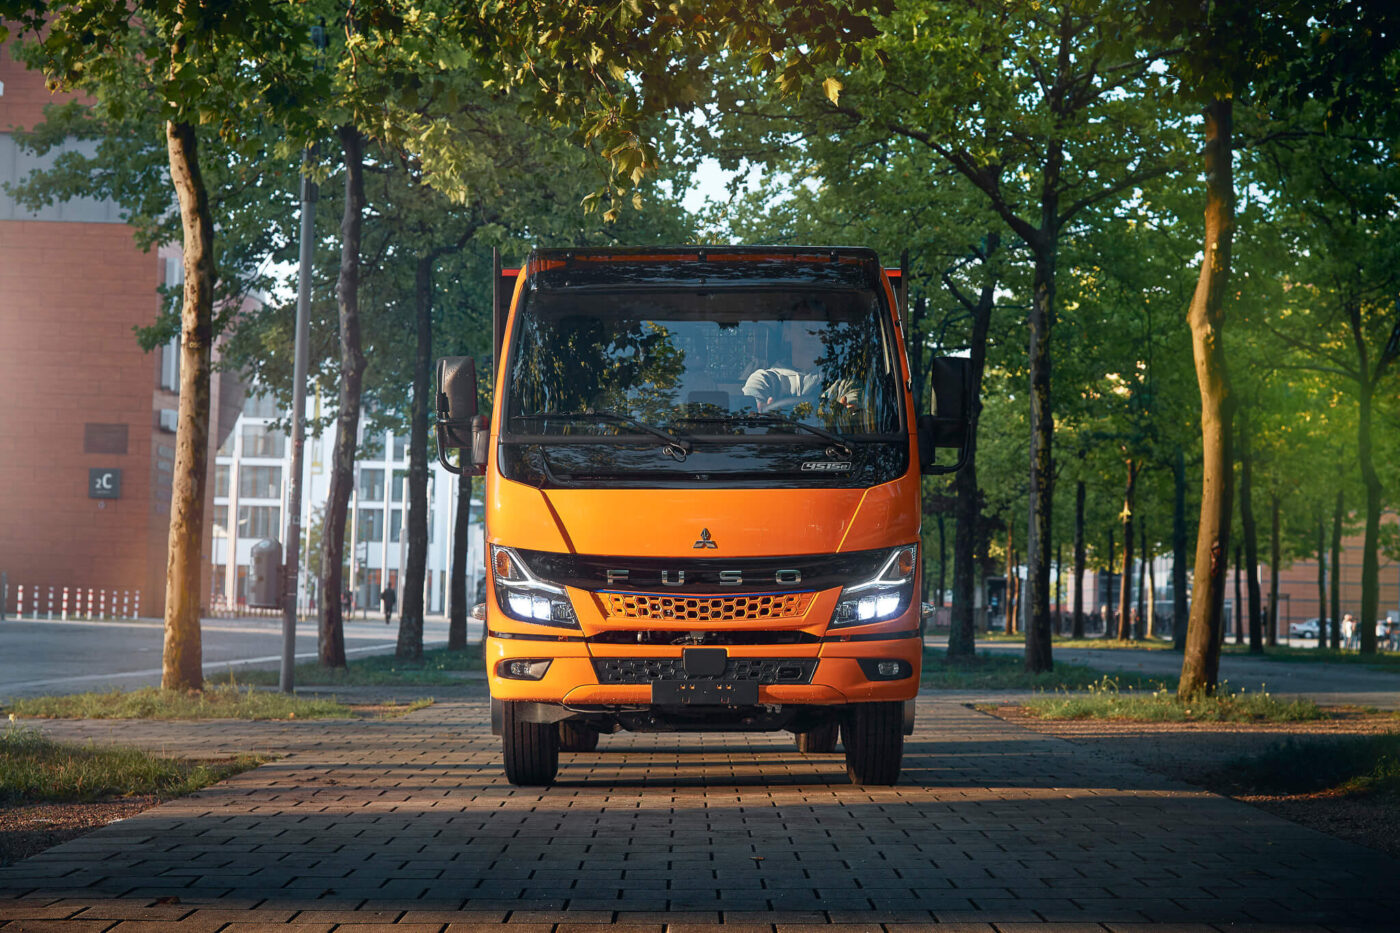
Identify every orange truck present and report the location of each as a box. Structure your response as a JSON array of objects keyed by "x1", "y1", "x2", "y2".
[{"x1": 435, "y1": 247, "x2": 971, "y2": 786}]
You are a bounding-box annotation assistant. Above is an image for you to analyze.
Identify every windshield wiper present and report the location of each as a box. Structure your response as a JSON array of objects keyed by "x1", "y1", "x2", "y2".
[
  {"x1": 678, "y1": 412, "x2": 853, "y2": 458},
  {"x1": 516, "y1": 411, "x2": 691, "y2": 460}
]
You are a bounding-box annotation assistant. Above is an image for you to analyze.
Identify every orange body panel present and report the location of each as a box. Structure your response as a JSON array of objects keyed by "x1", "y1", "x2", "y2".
[{"x1": 481, "y1": 251, "x2": 924, "y2": 715}]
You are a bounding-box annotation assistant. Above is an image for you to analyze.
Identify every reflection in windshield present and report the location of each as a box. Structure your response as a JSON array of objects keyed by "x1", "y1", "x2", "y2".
[{"x1": 506, "y1": 287, "x2": 901, "y2": 437}]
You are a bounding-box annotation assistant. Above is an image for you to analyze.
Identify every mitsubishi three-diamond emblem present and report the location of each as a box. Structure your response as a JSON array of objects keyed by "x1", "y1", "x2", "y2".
[{"x1": 693, "y1": 528, "x2": 718, "y2": 549}]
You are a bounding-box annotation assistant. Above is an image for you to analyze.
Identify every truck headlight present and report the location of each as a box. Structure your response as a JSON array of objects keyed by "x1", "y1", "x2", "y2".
[
  {"x1": 492, "y1": 546, "x2": 579, "y2": 627},
  {"x1": 830, "y1": 545, "x2": 916, "y2": 627}
]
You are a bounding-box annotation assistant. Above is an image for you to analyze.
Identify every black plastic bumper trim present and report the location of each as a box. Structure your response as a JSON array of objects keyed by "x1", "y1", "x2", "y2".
[
  {"x1": 488, "y1": 629, "x2": 586, "y2": 642},
  {"x1": 821, "y1": 629, "x2": 921, "y2": 642}
]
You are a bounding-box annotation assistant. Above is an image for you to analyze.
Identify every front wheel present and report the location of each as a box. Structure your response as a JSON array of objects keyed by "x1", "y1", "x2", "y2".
[
  {"x1": 841, "y1": 701, "x2": 904, "y2": 785},
  {"x1": 502, "y1": 701, "x2": 559, "y2": 786},
  {"x1": 794, "y1": 720, "x2": 839, "y2": 754}
]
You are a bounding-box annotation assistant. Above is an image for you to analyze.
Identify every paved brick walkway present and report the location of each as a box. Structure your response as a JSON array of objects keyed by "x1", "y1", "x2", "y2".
[{"x1": 3, "y1": 695, "x2": 1397, "y2": 931}]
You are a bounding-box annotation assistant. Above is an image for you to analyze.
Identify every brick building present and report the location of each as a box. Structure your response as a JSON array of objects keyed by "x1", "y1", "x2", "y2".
[{"x1": 0, "y1": 45, "x2": 239, "y2": 619}]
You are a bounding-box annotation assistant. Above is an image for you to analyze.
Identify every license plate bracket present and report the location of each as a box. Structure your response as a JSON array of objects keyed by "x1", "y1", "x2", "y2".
[{"x1": 652, "y1": 680, "x2": 759, "y2": 706}]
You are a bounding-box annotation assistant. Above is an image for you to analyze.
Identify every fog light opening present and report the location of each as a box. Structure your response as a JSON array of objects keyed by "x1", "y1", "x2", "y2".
[{"x1": 499, "y1": 658, "x2": 552, "y2": 681}]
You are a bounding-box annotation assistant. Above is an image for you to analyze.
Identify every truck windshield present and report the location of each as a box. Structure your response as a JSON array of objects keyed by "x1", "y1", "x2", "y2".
[{"x1": 499, "y1": 284, "x2": 907, "y2": 488}]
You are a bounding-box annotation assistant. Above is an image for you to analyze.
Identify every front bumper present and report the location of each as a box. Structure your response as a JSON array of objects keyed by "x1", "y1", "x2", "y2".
[{"x1": 486, "y1": 606, "x2": 922, "y2": 708}]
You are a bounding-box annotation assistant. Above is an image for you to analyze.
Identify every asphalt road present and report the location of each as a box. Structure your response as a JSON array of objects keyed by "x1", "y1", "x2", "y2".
[{"x1": 0, "y1": 614, "x2": 468, "y2": 699}]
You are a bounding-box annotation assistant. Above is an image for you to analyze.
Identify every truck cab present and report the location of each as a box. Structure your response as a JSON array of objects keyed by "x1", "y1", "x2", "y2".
[{"x1": 436, "y1": 247, "x2": 970, "y2": 785}]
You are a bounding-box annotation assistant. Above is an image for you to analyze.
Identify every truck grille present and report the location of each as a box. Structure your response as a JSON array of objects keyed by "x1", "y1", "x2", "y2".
[
  {"x1": 600, "y1": 591, "x2": 814, "y2": 622},
  {"x1": 592, "y1": 657, "x2": 818, "y2": 685}
]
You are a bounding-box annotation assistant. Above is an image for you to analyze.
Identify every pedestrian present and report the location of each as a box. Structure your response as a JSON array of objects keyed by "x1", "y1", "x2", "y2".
[
  {"x1": 342, "y1": 587, "x2": 353, "y2": 617},
  {"x1": 1342, "y1": 613, "x2": 1356, "y2": 650},
  {"x1": 380, "y1": 585, "x2": 397, "y2": 625}
]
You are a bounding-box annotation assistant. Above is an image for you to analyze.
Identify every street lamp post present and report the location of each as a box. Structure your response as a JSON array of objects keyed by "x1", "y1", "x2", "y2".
[{"x1": 280, "y1": 19, "x2": 327, "y2": 694}]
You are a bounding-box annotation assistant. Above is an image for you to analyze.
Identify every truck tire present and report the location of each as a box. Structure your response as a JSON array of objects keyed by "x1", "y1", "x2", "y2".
[
  {"x1": 558, "y1": 721, "x2": 600, "y2": 752},
  {"x1": 794, "y1": 720, "x2": 839, "y2": 753},
  {"x1": 502, "y1": 701, "x2": 559, "y2": 786},
  {"x1": 841, "y1": 701, "x2": 904, "y2": 785}
]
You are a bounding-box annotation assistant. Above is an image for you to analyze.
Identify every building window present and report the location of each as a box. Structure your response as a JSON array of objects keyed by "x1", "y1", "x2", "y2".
[
  {"x1": 358, "y1": 468, "x2": 384, "y2": 501},
  {"x1": 356, "y1": 507, "x2": 383, "y2": 543},
  {"x1": 214, "y1": 465, "x2": 230, "y2": 497},
  {"x1": 243, "y1": 393, "x2": 281, "y2": 418},
  {"x1": 359, "y1": 426, "x2": 384, "y2": 460},
  {"x1": 237, "y1": 505, "x2": 280, "y2": 540},
  {"x1": 160, "y1": 337, "x2": 179, "y2": 391},
  {"x1": 238, "y1": 465, "x2": 282, "y2": 499},
  {"x1": 390, "y1": 509, "x2": 402, "y2": 544},
  {"x1": 241, "y1": 424, "x2": 286, "y2": 458},
  {"x1": 390, "y1": 469, "x2": 407, "y2": 502},
  {"x1": 392, "y1": 433, "x2": 407, "y2": 461},
  {"x1": 212, "y1": 505, "x2": 229, "y2": 538},
  {"x1": 83, "y1": 423, "x2": 129, "y2": 455}
]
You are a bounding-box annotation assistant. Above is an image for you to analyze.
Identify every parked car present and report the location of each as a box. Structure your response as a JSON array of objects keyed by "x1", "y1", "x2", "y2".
[{"x1": 1288, "y1": 618, "x2": 1321, "y2": 639}]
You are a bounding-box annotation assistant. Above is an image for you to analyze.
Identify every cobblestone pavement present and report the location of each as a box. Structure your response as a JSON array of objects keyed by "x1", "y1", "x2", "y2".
[{"x1": 3, "y1": 695, "x2": 1397, "y2": 931}]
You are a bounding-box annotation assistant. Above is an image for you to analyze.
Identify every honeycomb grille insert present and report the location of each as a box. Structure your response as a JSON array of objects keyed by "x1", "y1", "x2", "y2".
[
  {"x1": 601, "y1": 591, "x2": 814, "y2": 622},
  {"x1": 592, "y1": 657, "x2": 818, "y2": 685}
]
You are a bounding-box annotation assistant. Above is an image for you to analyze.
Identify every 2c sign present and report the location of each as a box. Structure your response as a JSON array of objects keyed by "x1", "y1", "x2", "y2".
[{"x1": 89, "y1": 468, "x2": 122, "y2": 500}]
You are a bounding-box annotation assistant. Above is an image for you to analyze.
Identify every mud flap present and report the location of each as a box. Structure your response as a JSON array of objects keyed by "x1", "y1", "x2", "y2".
[
  {"x1": 902, "y1": 698, "x2": 916, "y2": 735},
  {"x1": 494, "y1": 698, "x2": 572, "y2": 730}
]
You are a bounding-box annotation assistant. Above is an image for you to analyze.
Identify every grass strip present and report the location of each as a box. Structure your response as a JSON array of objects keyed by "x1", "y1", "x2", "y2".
[
  {"x1": 1022, "y1": 678, "x2": 1327, "y2": 722},
  {"x1": 1, "y1": 721, "x2": 263, "y2": 803},
  {"x1": 1220, "y1": 644, "x2": 1400, "y2": 671},
  {"x1": 3, "y1": 684, "x2": 354, "y2": 720},
  {"x1": 1219, "y1": 733, "x2": 1400, "y2": 797},
  {"x1": 235, "y1": 645, "x2": 487, "y2": 687},
  {"x1": 920, "y1": 649, "x2": 1167, "y2": 691},
  {"x1": 970, "y1": 633, "x2": 1175, "y2": 650}
]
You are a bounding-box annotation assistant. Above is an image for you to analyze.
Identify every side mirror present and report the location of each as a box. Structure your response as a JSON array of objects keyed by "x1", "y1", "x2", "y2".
[
  {"x1": 917, "y1": 357, "x2": 973, "y2": 474},
  {"x1": 435, "y1": 357, "x2": 486, "y2": 476}
]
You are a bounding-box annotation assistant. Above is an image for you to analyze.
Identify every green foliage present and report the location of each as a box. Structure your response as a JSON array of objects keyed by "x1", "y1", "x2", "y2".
[
  {"x1": 1024, "y1": 677, "x2": 1326, "y2": 722},
  {"x1": 2, "y1": 685, "x2": 354, "y2": 720},
  {"x1": 1219, "y1": 645, "x2": 1400, "y2": 671},
  {"x1": 920, "y1": 649, "x2": 1164, "y2": 691},
  {"x1": 1220, "y1": 733, "x2": 1400, "y2": 797},
  {"x1": 0, "y1": 720, "x2": 263, "y2": 804},
  {"x1": 235, "y1": 646, "x2": 485, "y2": 687}
]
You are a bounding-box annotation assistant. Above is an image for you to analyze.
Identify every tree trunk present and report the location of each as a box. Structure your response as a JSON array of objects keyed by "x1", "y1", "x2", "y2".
[
  {"x1": 1268, "y1": 493, "x2": 1281, "y2": 647},
  {"x1": 1105, "y1": 527, "x2": 1116, "y2": 636},
  {"x1": 1331, "y1": 489, "x2": 1343, "y2": 649},
  {"x1": 1055, "y1": 543, "x2": 1064, "y2": 634},
  {"x1": 1234, "y1": 544, "x2": 1244, "y2": 645},
  {"x1": 1357, "y1": 378, "x2": 1381, "y2": 655},
  {"x1": 1316, "y1": 515, "x2": 1327, "y2": 650},
  {"x1": 318, "y1": 125, "x2": 367, "y2": 670},
  {"x1": 1146, "y1": 532, "x2": 1157, "y2": 639},
  {"x1": 1025, "y1": 244, "x2": 1057, "y2": 672},
  {"x1": 160, "y1": 119, "x2": 213, "y2": 692},
  {"x1": 1172, "y1": 448, "x2": 1189, "y2": 650},
  {"x1": 1117, "y1": 459, "x2": 1138, "y2": 640},
  {"x1": 397, "y1": 253, "x2": 435, "y2": 661},
  {"x1": 449, "y1": 468, "x2": 472, "y2": 651},
  {"x1": 1178, "y1": 95, "x2": 1236, "y2": 699},
  {"x1": 948, "y1": 249, "x2": 998, "y2": 660},
  {"x1": 1137, "y1": 525, "x2": 1147, "y2": 639},
  {"x1": 1072, "y1": 479, "x2": 1086, "y2": 639},
  {"x1": 1239, "y1": 416, "x2": 1263, "y2": 654},
  {"x1": 1005, "y1": 524, "x2": 1017, "y2": 635}
]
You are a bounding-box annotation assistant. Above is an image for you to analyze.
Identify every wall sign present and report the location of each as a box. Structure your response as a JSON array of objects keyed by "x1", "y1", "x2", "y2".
[{"x1": 89, "y1": 468, "x2": 122, "y2": 499}]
